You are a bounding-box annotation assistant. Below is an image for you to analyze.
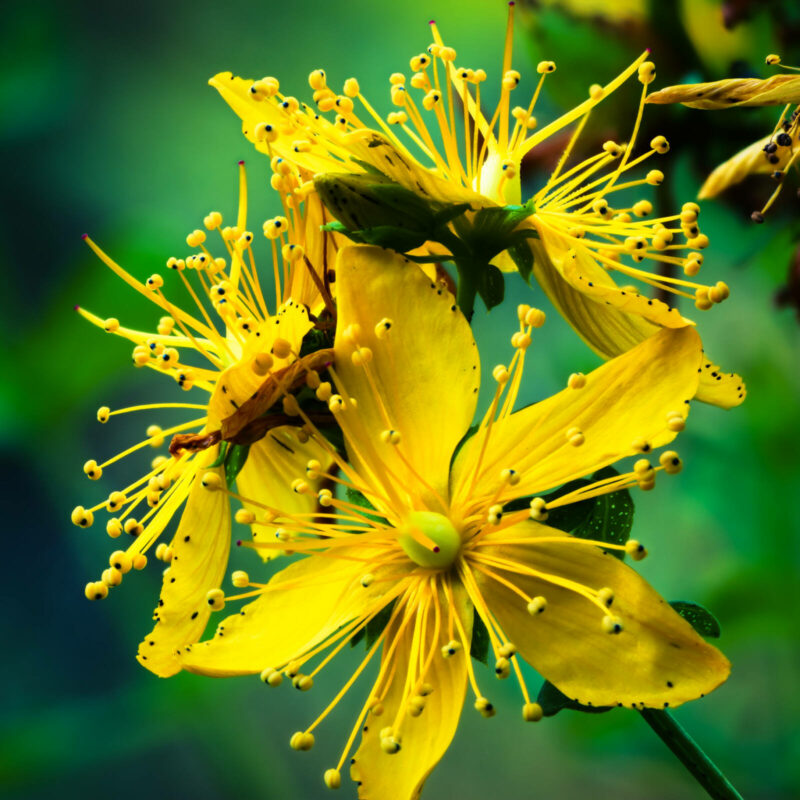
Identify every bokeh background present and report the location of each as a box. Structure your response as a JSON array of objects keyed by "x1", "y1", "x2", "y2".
[{"x1": 3, "y1": 0, "x2": 799, "y2": 798}]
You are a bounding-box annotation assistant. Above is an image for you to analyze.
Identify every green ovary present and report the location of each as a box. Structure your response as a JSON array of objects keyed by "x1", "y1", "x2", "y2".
[{"x1": 398, "y1": 511, "x2": 462, "y2": 568}]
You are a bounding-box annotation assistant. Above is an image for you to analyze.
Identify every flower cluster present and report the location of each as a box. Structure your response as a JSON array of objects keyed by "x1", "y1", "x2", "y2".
[{"x1": 73, "y1": 5, "x2": 744, "y2": 798}]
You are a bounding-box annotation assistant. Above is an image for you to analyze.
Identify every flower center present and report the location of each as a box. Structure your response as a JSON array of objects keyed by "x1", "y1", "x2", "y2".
[{"x1": 398, "y1": 511, "x2": 461, "y2": 568}]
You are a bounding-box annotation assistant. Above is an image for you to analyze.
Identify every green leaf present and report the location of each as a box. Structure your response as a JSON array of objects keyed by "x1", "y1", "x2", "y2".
[
  {"x1": 208, "y1": 441, "x2": 228, "y2": 468},
  {"x1": 477, "y1": 264, "x2": 505, "y2": 310},
  {"x1": 507, "y1": 238, "x2": 534, "y2": 284},
  {"x1": 350, "y1": 225, "x2": 429, "y2": 253},
  {"x1": 669, "y1": 601, "x2": 721, "y2": 639},
  {"x1": 537, "y1": 680, "x2": 613, "y2": 717},
  {"x1": 345, "y1": 487, "x2": 383, "y2": 524},
  {"x1": 573, "y1": 466, "x2": 634, "y2": 560},
  {"x1": 224, "y1": 443, "x2": 251, "y2": 488},
  {"x1": 470, "y1": 609, "x2": 490, "y2": 665}
]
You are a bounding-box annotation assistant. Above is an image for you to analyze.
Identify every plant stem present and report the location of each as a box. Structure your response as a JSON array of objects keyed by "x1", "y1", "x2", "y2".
[{"x1": 639, "y1": 709, "x2": 743, "y2": 800}]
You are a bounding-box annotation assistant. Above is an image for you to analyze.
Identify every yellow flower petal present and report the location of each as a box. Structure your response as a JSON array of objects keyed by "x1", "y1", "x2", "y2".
[
  {"x1": 181, "y1": 549, "x2": 399, "y2": 676},
  {"x1": 698, "y1": 133, "x2": 794, "y2": 199},
  {"x1": 351, "y1": 581, "x2": 471, "y2": 800},
  {"x1": 646, "y1": 75, "x2": 800, "y2": 109},
  {"x1": 137, "y1": 449, "x2": 230, "y2": 677},
  {"x1": 236, "y1": 427, "x2": 334, "y2": 562},
  {"x1": 697, "y1": 352, "x2": 747, "y2": 409},
  {"x1": 475, "y1": 521, "x2": 730, "y2": 707},
  {"x1": 451, "y1": 326, "x2": 702, "y2": 501},
  {"x1": 207, "y1": 300, "x2": 313, "y2": 427},
  {"x1": 533, "y1": 227, "x2": 689, "y2": 332},
  {"x1": 334, "y1": 245, "x2": 479, "y2": 509}
]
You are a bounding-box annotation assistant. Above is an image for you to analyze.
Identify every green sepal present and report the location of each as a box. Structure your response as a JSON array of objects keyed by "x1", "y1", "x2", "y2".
[
  {"x1": 507, "y1": 238, "x2": 534, "y2": 284},
  {"x1": 573, "y1": 466, "x2": 634, "y2": 560},
  {"x1": 669, "y1": 601, "x2": 721, "y2": 639},
  {"x1": 299, "y1": 326, "x2": 332, "y2": 358},
  {"x1": 537, "y1": 680, "x2": 613, "y2": 717},
  {"x1": 351, "y1": 600, "x2": 397, "y2": 649},
  {"x1": 208, "y1": 441, "x2": 229, "y2": 468},
  {"x1": 345, "y1": 486, "x2": 383, "y2": 524},
  {"x1": 470, "y1": 609, "x2": 490, "y2": 665},
  {"x1": 224, "y1": 443, "x2": 251, "y2": 488},
  {"x1": 477, "y1": 263, "x2": 505, "y2": 311}
]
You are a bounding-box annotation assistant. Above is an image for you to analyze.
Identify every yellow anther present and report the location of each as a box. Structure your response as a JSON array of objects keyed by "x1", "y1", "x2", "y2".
[
  {"x1": 589, "y1": 83, "x2": 604, "y2": 100},
  {"x1": 324, "y1": 769, "x2": 342, "y2": 790},
  {"x1": 102, "y1": 317, "x2": 119, "y2": 332},
  {"x1": 159, "y1": 347, "x2": 179, "y2": 367},
  {"x1": 201, "y1": 472, "x2": 223, "y2": 491},
  {"x1": 132, "y1": 554, "x2": 147, "y2": 570},
  {"x1": 492, "y1": 365, "x2": 510, "y2": 384},
  {"x1": 390, "y1": 85, "x2": 407, "y2": 106},
  {"x1": 529, "y1": 497, "x2": 548, "y2": 522},
  {"x1": 256, "y1": 122, "x2": 279, "y2": 144},
  {"x1": 474, "y1": 697, "x2": 496, "y2": 718},
  {"x1": 408, "y1": 695, "x2": 426, "y2": 717},
  {"x1": 105, "y1": 490, "x2": 126, "y2": 512},
  {"x1": 206, "y1": 588, "x2": 225, "y2": 610},
  {"x1": 282, "y1": 243, "x2": 304, "y2": 264},
  {"x1": 523, "y1": 702, "x2": 544, "y2": 722},
  {"x1": 659, "y1": 450, "x2": 683, "y2": 474},
  {"x1": 282, "y1": 395, "x2": 300, "y2": 417},
  {"x1": 631, "y1": 437, "x2": 652, "y2": 454},
  {"x1": 680, "y1": 209, "x2": 697, "y2": 225},
  {"x1": 380, "y1": 429, "x2": 401, "y2": 445},
  {"x1": 236, "y1": 232, "x2": 254, "y2": 251},
  {"x1": 342, "y1": 323, "x2": 362, "y2": 345},
  {"x1": 106, "y1": 518, "x2": 122, "y2": 538},
  {"x1": 293, "y1": 674, "x2": 314, "y2": 691},
  {"x1": 666, "y1": 412, "x2": 686, "y2": 432},
  {"x1": 501, "y1": 468, "x2": 520, "y2": 487},
  {"x1": 625, "y1": 539, "x2": 648, "y2": 560},
  {"x1": 591, "y1": 198, "x2": 610, "y2": 217},
  {"x1": 637, "y1": 61, "x2": 656, "y2": 84},
  {"x1": 498, "y1": 643, "x2": 517, "y2": 659},
  {"x1": 602, "y1": 615, "x2": 624, "y2": 634},
  {"x1": 709, "y1": 281, "x2": 730, "y2": 303},
  {"x1": 262, "y1": 216, "x2": 287, "y2": 239},
  {"x1": 380, "y1": 735, "x2": 402, "y2": 754},
  {"x1": 537, "y1": 60, "x2": 556, "y2": 74},
  {"x1": 96, "y1": 406, "x2": 111, "y2": 424},
  {"x1": 567, "y1": 372, "x2": 586, "y2": 390},
  {"x1": 235, "y1": 508, "x2": 256, "y2": 525},
  {"x1": 387, "y1": 110, "x2": 408, "y2": 125},
  {"x1": 421, "y1": 89, "x2": 441, "y2": 110},
  {"x1": 316, "y1": 381, "x2": 333, "y2": 402},
  {"x1": 229, "y1": 570, "x2": 249, "y2": 588},
  {"x1": 155, "y1": 542, "x2": 171, "y2": 562},
  {"x1": 566, "y1": 427, "x2": 584, "y2": 447},
  {"x1": 109, "y1": 550, "x2": 132, "y2": 574},
  {"x1": 85, "y1": 581, "x2": 108, "y2": 601},
  {"x1": 511, "y1": 331, "x2": 532, "y2": 350},
  {"x1": 517, "y1": 303, "x2": 531, "y2": 322},
  {"x1": 634, "y1": 458, "x2": 653, "y2": 475},
  {"x1": 186, "y1": 229, "x2": 206, "y2": 248},
  {"x1": 291, "y1": 478, "x2": 310, "y2": 495},
  {"x1": 351, "y1": 346, "x2": 373, "y2": 366},
  {"x1": 203, "y1": 211, "x2": 223, "y2": 230},
  {"x1": 501, "y1": 160, "x2": 517, "y2": 179},
  {"x1": 372, "y1": 318, "x2": 393, "y2": 340},
  {"x1": 650, "y1": 135, "x2": 670, "y2": 154},
  {"x1": 688, "y1": 234, "x2": 710, "y2": 250},
  {"x1": 271, "y1": 338, "x2": 292, "y2": 360},
  {"x1": 694, "y1": 288, "x2": 713, "y2": 311},
  {"x1": 487, "y1": 504, "x2": 504, "y2": 525},
  {"x1": 290, "y1": 731, "x2": 315, "y2": 751},
  {"x1": 157, "y1": 316, "x2": 175, "y2": 336},
  {"x1": 524, "y1": 307, "x2": 546, "y2": 327},
  {"x1": 328, "y1": 395, "x2": 345, "y2": 413},
  {"x1": 360, "y1": 573, "x2": 374, "y2": 588},
  {"x1": 633, "y1": 200, "x2": 653, "y2": 217},
  {"x1": 83, "y1": 459, "x2": 102, "y2": 480},
  {"x1": 123, "y1": 518, "x2": 143, "y2": 536},
  {"x1": 144, "y1": 424, "x2": 164, "y2": 447},
  {"x1": 146, "y1": 274, "x2": 164, "y2": 290},
  {"x1": 474, "y1": 68, "x2": 487, "y2": 83},
  {"x1": 250, "y1": 352, "x2": 273, "y2": 377},
  {"x1": 598, "y1": 587, "x2": 615, "y2": 607},
  {"x1": 766, "y1": 54, "x2": 781, "y2": 65},
  {"x1": 308, "y1": 69, "x2": 327, "y2": 90},
  {"x1": 527, "y1": 595, "x2": 547, "y2": 615},
  {"x1": 603, "y1": 140, "x2": 624, "y2": 157},
  {"x1": 102, "y1": 566, "x2": 122, "y2": 587},
  {"x1": 439, "y1": 45, "x2": 457, "y2": 62},
  {"x1": 441, "y1": 639, "x2": 461, "y2": 658},
  {"x1": 166, "y1": 256, "x2": 186, "y2": 271},
  {"x1": 494, "y1": 657, "x2": 511, "y2": 679}
]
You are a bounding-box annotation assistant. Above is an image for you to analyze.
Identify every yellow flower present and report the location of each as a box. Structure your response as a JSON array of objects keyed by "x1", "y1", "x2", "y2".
[
  {"x1": 74, "y1": 163, "x2": 339, "y2": 676},
  {"x1": 647, "y1": 60, "x2": 800, "y2": 217},
  {"x1": 209, "y1": 5, "x2": 744, "y2": 410},
  {"x1": 180, "y1": 245, "x2": 730, "y2": 799}
]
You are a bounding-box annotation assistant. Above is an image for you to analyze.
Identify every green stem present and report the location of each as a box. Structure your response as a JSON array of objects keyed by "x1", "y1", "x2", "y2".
[
  {"x1": 639, "y1": 709, "x2": 743, "y2": 800},
  {"x1": 454, "y1": 264, "x2": 477, "y2": 322}
]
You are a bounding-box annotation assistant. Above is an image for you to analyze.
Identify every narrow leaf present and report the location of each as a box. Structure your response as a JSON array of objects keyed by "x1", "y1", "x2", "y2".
[
  {"x1": 225, "y1": 444, "x2": 251, "y2": 488},
  {"x1": 669, "y1": 601, "x2": 721, "y2": 639},
  {"x1": 470, "y1": 609, "x2": 490, "y2": 665}
]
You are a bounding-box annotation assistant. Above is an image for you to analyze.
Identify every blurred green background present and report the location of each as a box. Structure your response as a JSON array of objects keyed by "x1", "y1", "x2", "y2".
[{"x1": 2, "y1": 0, "x2": 799, "y2": 798}]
